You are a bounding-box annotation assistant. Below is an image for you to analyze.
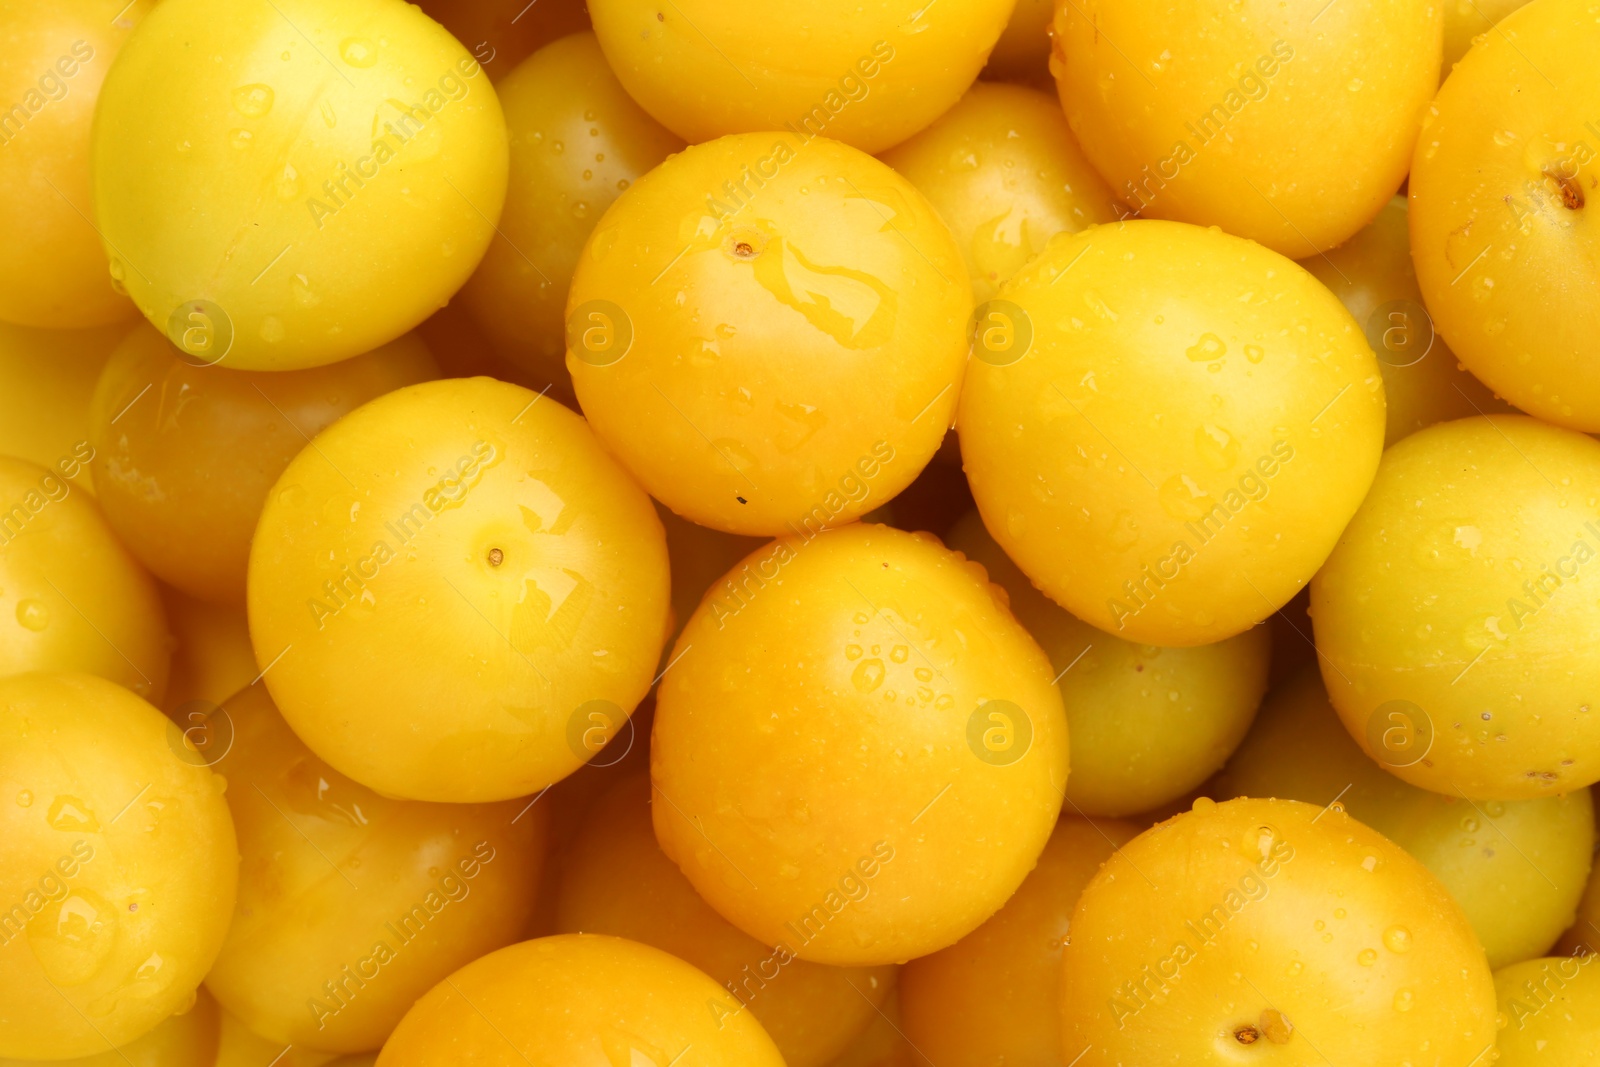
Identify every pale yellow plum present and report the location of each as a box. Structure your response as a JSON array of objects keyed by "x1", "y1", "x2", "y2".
[
  {"x1": 880, "y1": 82, "x2": 1119, "y2": 303},
  {"x1": 1053, "y1": 0, "x2": 1440, "y2": 256},
  {"x1": 1060, "y1": 797, "x2": 1496, "y2": 1064},
  {"x1": 0, "y1": 0, "x2": 148, "y2": 328},
  {"x1": 588, "y1": 0, "x2": 1015, "y2": 153},
  {"x1": 1301, "y1": 195, "x2": 1510, "y2": 446},
  {"x1": 1217, "y1": 665, "x2": 1595, "y2": 968},
  {"x1": 0, "y1": 673, "x2": 237, "y2": 1060},
  {"x1": 567, "y1": 133, "x2": 968, "y2": 536},
  {"x1": 457, "y1": 32, "x2": 683, "y2": 392},
  {"x1": 958, "y1": 220, "x2": 1385, "y2": 646},
  {"x1": 1410, "y1": 0, "x2": 1600, "y2": 429},
  {"x1": 900, "y1": 816, "x2": 1139, "y2": 1066},
  {"x1": 1494, "y1": 954, "x2": 1600, "y2": 1065},
  {"x1": 947, "y1": 510, "x2": 1270, "y2": 817},
  {"x1": 90, "y1": 324, "x2": 437, "y2": 604},
  {"x1": 375, "y1": 935, "x2": 786, "y2": 1066},
  {"x1": 92, "y1": 0, "x2": 509, "y2": 370},
  {"x1": 248, "y1": 377, "x2": 671, "y2": 802},
  {"x1": 557, "y1": 774, "x2": 894, "y2": 1067},
  {"x1": 1312, "y1": 415, "x2": 1600, "y2": 799},
  {"x1": 0, "y1": 985, "x2": 219, "y2": 1067},
  {"x1": 0, "y1": 455, "x2": 169, "y2": 701},
  {"x1": 653, "y1": 524, "x2": 1069, "y2": 966},
  {"x1": 203, "y1": 685, "x2": 546, "y2": 1054}
]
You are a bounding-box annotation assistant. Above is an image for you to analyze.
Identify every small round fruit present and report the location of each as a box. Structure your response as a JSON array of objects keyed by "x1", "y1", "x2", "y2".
[
  {"x1": 1217, "y1": 664, "x2": 1595, "y2": 968},
  {"x1": 413, "y1": 0, "x2": 589, "y2": 78},
  {"x1": 0, "y1": 673, "x2": 237, "y2": 1060},
  {"x1": 1494, "y1": 954, "x2": 1600, "y2": 1064},
  {"x1": 203, "y1": 684, "x2": 546, "y2": 1053},
  {"x1": 1053, "y1": 0, "x2": 1440, "y2": 256},
  {"x1": 0, "y1": 456, "x2": 169, "y2": 701},
  {"x1": 457, "y1": 32, "x2": 683, "y2": 392},
  {"x1": 90, "y1": 324, "x2": 437, "y2": 604},
  {"x1": 0, "y1": 986, "x2": 220, "y2": 1067},
  {"x1": 248, "y1": 377, "x2": 670, "y2": 802},
  {"x1": 92, "y1": 0, "x2": 509, "y2": 371},
  {"x1": 653, "y1": 524, "x2": 1069, "y2": 966},
  {"x1": 588, "y1": 0, "x2": 1013, "y2": 153},
  {"x1": 880, "y1": 82, "x2": 1119, "y2": 303},
  {"x1": 1410, "y1": 0, "x2": 1600, "y2": 430},
  {"x1": 0, "y1": 0, "x2": 144, "y2": 328},
  {"x1": 1060, "y1": 796, "x2": 1496, "y2": 1064},
  {"x1": 567, "y1": 133, "x2": 967, "y2": 536},
  {"x1": 1301, "y1": 195, "x2": 1510, "y2": 446},
  {"x1": 376, "y1": 935, "x2": 786, "y2": 1066},
  {"x1": 985, "y1": 0, "x2": 1054, "y2": 86},
  {"x1": 947, "y1": 510, "x2": 1270, "y2": 817},
  {"x1": 900, "y1": 816, "x2": 1139, "y2": 1066},
  {"x1": 1312, "y1": 415, "x2": 1600, "y2": 799},
  {"x1": 0, "y1": 321, "x2": 123, "y2": 485},
  {"x1": 959, "y1": 220, "x2": 1385, "y2": 646},
  {"x1": 557, "y1": 773, "x2": 894, "y2": 1067},
  {"x1": 657, "y1": 505, "x2": 764, "y2": 645}
]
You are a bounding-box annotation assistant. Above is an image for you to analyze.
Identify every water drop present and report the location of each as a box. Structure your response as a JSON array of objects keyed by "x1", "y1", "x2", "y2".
[
  {"x1": 1393, "y1": 989, "x2": 1414, "y2": 1012},
  {"x1": 16, "y1": 599, "x2": 49, "y2": 631},
  {"x1": 1186, "y1": 332, "x2": 1227, "y2": 362},
  {"x1": 1244, "y1": 344, "x2": 1264, "y2": 362},
  {"x1": 1358, "y1": 948, "x2": 1378, "y2": 966},
  {"x1": 48, "y1": 795, "x2": 101, "y2": 832},
  {"x1": 16, "y1": 790, "x2": 33, "y2": 807},
  {"x1": 340, "y1": 38, "x2": 378, "y2": 67},
  {"x1": 852, "y1": 659, "x2": 885, "y2": 693},
  {"x1": 232, "y1": 84, "x2": 275, "y2": 117},
  {"x1": 1383, "y1": 926, "x2": 1412, "y2": 953},
  {"x1": 229, "y1": 128, "x2": 253, "y2": 149}
]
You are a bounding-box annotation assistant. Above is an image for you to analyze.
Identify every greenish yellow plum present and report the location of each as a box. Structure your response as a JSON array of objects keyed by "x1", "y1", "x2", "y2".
[
  {"x1": 1060, "y1": 796, "x2": 1496, "y2": 1064},
  {"x1": 92, "y1": 0, "x2": 509, "y2": 371},
  {"x1": 588, "y1": 0, "x2": 1014, "y2": 153},
  {"x1": 0, "y1": 986, "x2": 219, "y2": 1067},
  {"x1": 375, "y1": 935, "x2": 787, "y2": 1066},
  {"x1": 0, "y1": 322, "x2": 126, "y2": 489},
  {"x1": 1494, "y1": 954, "x2": 1600, "y2": 1065},
  {"x1": 557, "y1": 774, "x2": 894, "y2": 1067},
  {"x1": 1410, "y1": 0, "x2": 1600, "y2": 430},
  {"x1": 1053, "y1": 0, "x2": 1439, "y2": 256},
  {"x1": 0, "y1": 455, "x2": 169, "y2": 701},
  {"x1": 248, "y1": 377, "x2": 671, "y2": 803},
  {"x1": 567, "y1": 133, "x2": 968, "y2": 536},
  {"x1": 1301, "y1": 195, "x2": 1510, "y2": 446},
  {"x1": 984, "y1": 0, "x2": 1054, "y2": 87},
  {"x1": 900, "y1": 816, "x2": 1139, "y2": 1066},
  {"x1": 413, "y1": 0, "x2": 589, "y2": 78},
  {"x1": 653, "y1": 523, "x2": 1069, "y2": 966},
  {"x1": 0, "y1": 1, "x2": 145, "y2": 328},
  {"x1": 90, "y1": 324, "x2": 437, "y2": 604},
  {"x1": 958, "y1": 220, "x2": 1386, "y2": 646},
  {"x1": 203, "y1": 684, "x2": 546, "y2": 1054},
  {"x1": 1312, "y1": 415, "x2": 1600, "y2": 799},
  {"x1": 946, "y1": 510, "x2": 1270, "y2": 817},
  {"x1": 1217, "y1": 665, "x2": 1595, "y2": 968},
  {"x1": 880, "y1": 82, "x2": 1119, "y2": 303},
  {"x1": 457, "y1": 32, "x2": 683, "y2": 392},
  {"x1": 0, "y1": 673, "x2": 237, "y2": 1060}
]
